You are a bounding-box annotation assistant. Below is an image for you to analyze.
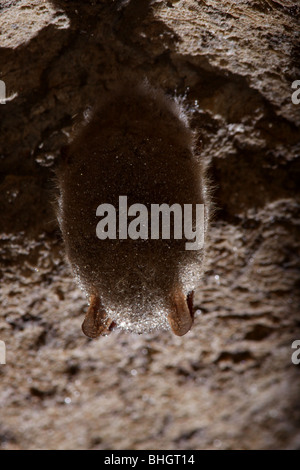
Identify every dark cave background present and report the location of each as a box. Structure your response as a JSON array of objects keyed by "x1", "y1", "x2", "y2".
[{"x1": 0, "y1": 0, "x2": 299, "y2": 450}]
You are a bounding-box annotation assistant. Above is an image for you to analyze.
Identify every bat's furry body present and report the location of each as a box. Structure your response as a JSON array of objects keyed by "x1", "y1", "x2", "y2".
[{"x1": 57, "y1": 83, "x2": 208, "y2": 336}]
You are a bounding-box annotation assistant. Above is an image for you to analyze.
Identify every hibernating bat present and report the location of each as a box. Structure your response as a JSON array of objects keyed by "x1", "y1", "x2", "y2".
[{"x1": 56, "y1": 81, "x2": 209, "y2": 338}]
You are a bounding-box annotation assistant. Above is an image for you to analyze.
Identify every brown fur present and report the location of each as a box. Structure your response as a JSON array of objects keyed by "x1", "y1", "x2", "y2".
[{"x1": 56, "y1": 82, "x2": 209, "y2": 336}]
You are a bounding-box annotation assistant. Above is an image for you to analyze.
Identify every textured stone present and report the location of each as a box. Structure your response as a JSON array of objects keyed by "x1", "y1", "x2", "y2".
[{"x1": 0, "y1": 0, "x2": 299, "y2": 450}]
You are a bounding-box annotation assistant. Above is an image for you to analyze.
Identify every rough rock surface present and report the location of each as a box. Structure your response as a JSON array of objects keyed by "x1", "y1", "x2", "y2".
[{"x1": 0, "y1": 0, "x2": 299, "y2": 450}]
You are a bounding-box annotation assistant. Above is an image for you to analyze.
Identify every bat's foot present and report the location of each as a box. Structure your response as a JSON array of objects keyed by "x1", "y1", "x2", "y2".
[
  {"x1": 82, "y1": 295, "x2": 115, "y2": 339},
  {"x1": 168, "y1": 290, "x2": 194, "y2": 336}
]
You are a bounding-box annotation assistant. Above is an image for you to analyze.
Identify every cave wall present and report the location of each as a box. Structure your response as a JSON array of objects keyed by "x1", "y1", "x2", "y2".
[{"x1": 0, "y1": 0, "x2": 299, "y2": 450}]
